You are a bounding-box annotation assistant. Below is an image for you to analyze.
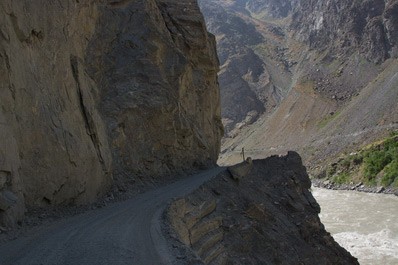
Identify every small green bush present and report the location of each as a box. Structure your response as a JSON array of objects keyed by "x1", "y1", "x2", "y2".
[
  {"x1": 326, "y1": 166, "x2": 336, "y2": 178},
  {"x1": 381, "y1": 160, "x2": 398, "y2": 186},
  {"x1": 332, "y1": 172, "x2": 351, "y2": 185},
  {"x1": 352, "y1": 154, "x2": 363, "y2": 165},
  {"x1": 363, "y1": 151, "x2": 391, "y2": 178},
  {"x1": 389, "y1": 130, "x2": 398, "y2": 138},
  {"x1": 340, "y1": 157, "x2": 352, "y2": 169}
]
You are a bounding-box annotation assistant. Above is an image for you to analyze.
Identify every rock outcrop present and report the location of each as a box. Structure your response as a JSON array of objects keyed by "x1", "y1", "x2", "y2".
[
  {"x1": 0, "y1": 0, "x2": 222, "y2": 226},
  {"x1": 167, "y1": 152, "x2": 359, "y2": 265},
  {"x1": 86, "y1": 0, "x2": 223, "y2": 181},
  {"x1": 291, "y1": 0, "x2": 398, "y2": 63}
]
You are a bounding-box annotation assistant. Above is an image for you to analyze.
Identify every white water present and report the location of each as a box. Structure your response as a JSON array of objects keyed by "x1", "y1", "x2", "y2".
[{"x1": 312, "y1": 188, "x2": 398, "y2": 265}]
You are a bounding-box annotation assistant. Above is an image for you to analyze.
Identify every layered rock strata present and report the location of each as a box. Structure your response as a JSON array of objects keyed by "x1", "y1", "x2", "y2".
[
  {"x1": 167, "y1": 152, "x2": 359, "y2": 265},
  {"x1": 0, "y1": 0, "x2": 222, "y2": 226}
]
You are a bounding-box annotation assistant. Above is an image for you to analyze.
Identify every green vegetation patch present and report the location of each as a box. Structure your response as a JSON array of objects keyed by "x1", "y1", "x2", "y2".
[
  {"x1": 389, "y1": 130, "x2": 398, "y2": 137},
  {"x1": 332, "y1": 172, "x2": 352, "y2": 185},
  {"x1": 252, "y1": 43, "x2": 272, "y2": 59},
  {"x1": 325, "y1": 131, "x2": 398, "y2": 187},
  {"x1": 359, "y1": 56, "x2": 370, "y2": 67},
  {"x1": 325, "y1": 58, "x2": 342, "y2": 70},
  {"x1": 362, "y1": 136, "x2": 398, "y2": 186},
  {"x1": 317, "y1": 110, "x2": 343, "y2": 131}
]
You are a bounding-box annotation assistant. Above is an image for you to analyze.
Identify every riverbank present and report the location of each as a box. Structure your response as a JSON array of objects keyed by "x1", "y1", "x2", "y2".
[{"x1": 312, "y1": 179, "x2": 398, "y2": 196}]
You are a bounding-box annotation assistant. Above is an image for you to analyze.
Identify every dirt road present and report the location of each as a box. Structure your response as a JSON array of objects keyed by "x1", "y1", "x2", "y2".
[{"x1": 0, "y1": 167, "x2": 224, "y2": 265}]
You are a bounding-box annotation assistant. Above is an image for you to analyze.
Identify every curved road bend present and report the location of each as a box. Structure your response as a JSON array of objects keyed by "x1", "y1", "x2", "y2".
[{"x1": 0, "y1": 167, "x2": 225, "y2": 265}]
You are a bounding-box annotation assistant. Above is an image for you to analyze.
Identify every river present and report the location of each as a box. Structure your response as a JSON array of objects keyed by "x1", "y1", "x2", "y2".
[{"x1": 312, "y1": 188, "x2": 398, "y2": 265}]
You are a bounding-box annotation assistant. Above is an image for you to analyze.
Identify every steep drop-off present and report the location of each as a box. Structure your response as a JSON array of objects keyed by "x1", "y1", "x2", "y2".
[
  {"x1": 0, "y1": 0, "x2": 223, "y2": 226},
  {"x1": 167, "y1": 152, "x2": 359, "y2": 265}
]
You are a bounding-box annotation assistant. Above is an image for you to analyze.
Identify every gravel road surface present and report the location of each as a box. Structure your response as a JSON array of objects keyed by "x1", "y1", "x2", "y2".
[{"x1": 0, "y1": 167, "x2": 224, "y2": 265}]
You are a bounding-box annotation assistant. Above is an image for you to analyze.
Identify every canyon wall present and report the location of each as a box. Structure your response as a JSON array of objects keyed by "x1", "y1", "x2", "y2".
[
  {"x1": 0, "y1": 0, "x2": 222, "y2": 226},
  {"x1": 199, "y1": 0, "x2": 293, "y2": 136}
]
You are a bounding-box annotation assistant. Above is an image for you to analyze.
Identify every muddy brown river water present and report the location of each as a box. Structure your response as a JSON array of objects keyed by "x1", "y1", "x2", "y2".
[{"x1": 312, "y1": 188, "x2": 398, "y2": 265}]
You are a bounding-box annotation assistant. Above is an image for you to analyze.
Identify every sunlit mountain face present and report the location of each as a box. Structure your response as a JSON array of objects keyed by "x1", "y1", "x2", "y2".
[{"x1": 199, "y1": 0, "x2": 398, "y2": 182}]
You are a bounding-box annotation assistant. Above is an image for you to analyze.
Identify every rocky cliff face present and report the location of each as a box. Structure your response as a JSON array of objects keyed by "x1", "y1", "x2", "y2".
[
  {"x1": 86, "y1": 0, "x2": 223, "y2": 182},
  {"x1": 0, "y1": 0, "x2": 222, "y2": 226},
  {"x1": 167, "y1": 152, "x2": 359, "y2": 265},
  {"x1": 291, "y1": 0, "x2": 398, "y2": 64}
]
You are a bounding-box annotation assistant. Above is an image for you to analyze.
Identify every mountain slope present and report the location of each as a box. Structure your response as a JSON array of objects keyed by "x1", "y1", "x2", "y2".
[
  {"x1": 199, "y1": 0, "x2": 398, "y2": 178},
  {"x1": 199, "y1": 0, "x2": 294, "y2": 135}
]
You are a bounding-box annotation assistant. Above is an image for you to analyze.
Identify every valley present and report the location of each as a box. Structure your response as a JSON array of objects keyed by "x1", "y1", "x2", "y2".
[
  {"x1": 0, "y1": 0, "x2": 397, "y2": 264},
  {"x1": 198, "y1": 0, "x2": 398, "y2": 188},
  {"x1": 198, "y1": 1, "x2": 398, "y2": 263}
]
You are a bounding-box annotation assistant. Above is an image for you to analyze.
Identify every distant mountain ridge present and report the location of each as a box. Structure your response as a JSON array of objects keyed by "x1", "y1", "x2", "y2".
[{"x1": 199, "y1": 0, "x2": 398, "y2": 177}]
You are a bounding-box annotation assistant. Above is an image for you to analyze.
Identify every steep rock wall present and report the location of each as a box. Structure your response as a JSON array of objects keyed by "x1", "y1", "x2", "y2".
[
  {"x1": 0, "y1": 0, "x2": 222, "y2": 226},
  {"x1": 0, "y1": 0, "x2": 113, "y2": 226},
  {"x1": 86, "y1": 0, "x2": 223, "y2": 181}
]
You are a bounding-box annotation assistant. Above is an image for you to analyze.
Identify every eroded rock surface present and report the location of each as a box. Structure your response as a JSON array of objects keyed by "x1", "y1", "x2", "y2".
[
  {"x1": 167, "y1": 152, "x2": 359, "y2": 265},
  {"x1": 291, "y1": 0, "x2": 398, "y2": 63},
  {"x1": 87, "y1": 0, "x2": 223, "y2": 182},
  {"x1": 0, "y1": 0, "x2": 222, "y2": 226}
]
